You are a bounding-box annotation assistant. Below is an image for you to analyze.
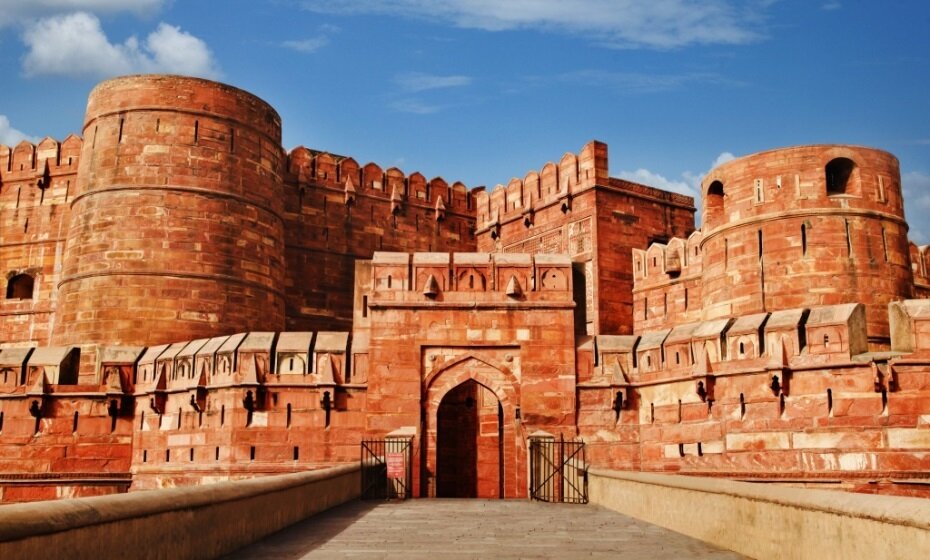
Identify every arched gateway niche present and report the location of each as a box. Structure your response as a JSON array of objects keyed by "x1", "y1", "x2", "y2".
[
  {"x1": 436, "y1": 380, "x2": 502, "y2": 498},
  {"x1": 424, "y1": 355, "x2": 523, "y2": 499}
]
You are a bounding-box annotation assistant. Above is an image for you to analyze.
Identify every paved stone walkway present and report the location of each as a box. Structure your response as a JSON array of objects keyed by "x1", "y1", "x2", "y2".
[{"x1": 224, "y1": 499, "x2": 745, "y2": 559}]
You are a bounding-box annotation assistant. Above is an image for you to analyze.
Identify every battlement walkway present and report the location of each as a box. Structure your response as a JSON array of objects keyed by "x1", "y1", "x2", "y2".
[{"x1": 223, "y1": 499, "x2": 743, "y2": 559}]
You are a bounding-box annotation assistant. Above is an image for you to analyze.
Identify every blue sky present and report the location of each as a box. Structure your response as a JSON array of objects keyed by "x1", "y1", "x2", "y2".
[{"x1": 1, "y1": 1, "x2": 929, "y2": 239}]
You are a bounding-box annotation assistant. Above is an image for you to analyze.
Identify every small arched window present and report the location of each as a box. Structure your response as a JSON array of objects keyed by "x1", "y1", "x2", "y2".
[
  {"x1": 6, "y1": 273, "x2": 34, "y2": 300},
  {"x1": 826, "y1": 157, "x2": 856, "y2": 196},
  {"x1": 705, "y1": 180, "x2": 725, "y2": 225}
]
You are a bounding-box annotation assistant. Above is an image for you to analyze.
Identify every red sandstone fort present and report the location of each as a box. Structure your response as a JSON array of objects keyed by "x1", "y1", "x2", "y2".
[{"x1": 2, "y1": 74, "x2": 930, "y2": 503}]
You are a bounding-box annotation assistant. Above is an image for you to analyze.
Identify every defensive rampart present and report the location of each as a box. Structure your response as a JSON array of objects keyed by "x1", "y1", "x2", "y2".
[{"x1": 0, "y1": 464, "x2": 359, "y2": 560}]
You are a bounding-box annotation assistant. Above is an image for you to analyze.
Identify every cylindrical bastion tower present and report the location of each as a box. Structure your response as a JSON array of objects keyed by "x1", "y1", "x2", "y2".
[
  {"x1": 700, "y1": 144, "x2": 912, "y2": 346},
  {"x1": 52, "y1": 75, "x2": 286, "y2": 346}
]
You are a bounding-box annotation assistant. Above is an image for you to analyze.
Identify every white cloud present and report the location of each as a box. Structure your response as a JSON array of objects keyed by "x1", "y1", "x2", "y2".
[
  {"x1": 282, "y1": 37, "x2": 330, "y2": 53},
  {"x1": 21, "y1": 12, "x2": 220, "y2": 79},
  {"x1": 300, "y1": 0, "x2": 773, "y2": 49},
  {"x1": 395, "y1": 72, "x2": 472, "y2": 92},
  {"x1": 281, "y1": 24, "x2": 339, "y2": 54},
  {"x1": 389, "y1": 99, "x2": 443, "y2": 114},
  {"x1": 0, "y1": 115, "x2": 37, "y2": 146},
  {"x1": 144, "y1": 22, "x2": 219, "y2": 77},
  {"x1": 618, "y1": 168, "x2": 697, "y2": 198},
  {"x1": 822, "y1": 2, "x2": 842, "y2": 10},
  {"x1": 711, "y1": 151, "x2": 736, "y2": 167},
  {"x1": 550, "y1": 70, "x2": 742, "y2": 95},
  {"x1": 0, "y1": 0, "x2": 165, "y2": 27},
  {"x1": 620, "y1": 151, "x2": 736, "y2": 226}
]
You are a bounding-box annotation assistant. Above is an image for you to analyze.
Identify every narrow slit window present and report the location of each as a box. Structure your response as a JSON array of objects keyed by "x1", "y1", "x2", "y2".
[
  {"x1": 845, "y1": 219, "x2": 852, "y2": 257},
  {"x1": 882, "y1": 228, "x2": 889, "y2": 262},
  {"x1": 801, "y1": 224, "x2": 808, "y2": 256},
  {"x1": 758, "y1": 229, "x2": 763, "y2": 261}
]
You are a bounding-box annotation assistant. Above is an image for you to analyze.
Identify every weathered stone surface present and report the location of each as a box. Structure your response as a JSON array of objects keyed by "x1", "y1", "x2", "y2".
[{"x1": 3, "y1": 75, "x2": 930, "y2": 504}]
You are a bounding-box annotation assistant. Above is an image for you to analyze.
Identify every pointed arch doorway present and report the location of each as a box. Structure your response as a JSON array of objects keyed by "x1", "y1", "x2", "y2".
[
  {"x1": 436, "y1": 380, "x2": 503, "y2": 498},
  {"x1": 424, "y1": 354, "x2": 524, "y2": 499}
]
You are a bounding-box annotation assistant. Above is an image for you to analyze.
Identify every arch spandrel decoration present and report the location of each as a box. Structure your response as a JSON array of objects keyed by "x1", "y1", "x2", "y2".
[{"x1": 423, "y1": 352, "x2": 520, "y2": 406}]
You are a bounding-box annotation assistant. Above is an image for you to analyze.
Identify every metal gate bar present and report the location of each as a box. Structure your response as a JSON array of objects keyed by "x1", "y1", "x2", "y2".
[
  {"x1": 361, "y1": 438, "x2": 412, "y2": 500},
  {"x1": 529, "y1": 436, "x2": 587, "y2": 504}
]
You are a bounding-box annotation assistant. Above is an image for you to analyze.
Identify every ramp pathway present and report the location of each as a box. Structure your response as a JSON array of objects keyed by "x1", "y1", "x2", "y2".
[{"x1": 224, "y1": 499, "x2": 744, "y2": 559}]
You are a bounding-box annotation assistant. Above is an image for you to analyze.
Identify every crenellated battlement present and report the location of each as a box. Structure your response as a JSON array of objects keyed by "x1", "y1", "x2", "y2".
[
  {"x1": 909, "y1": 242, "x2": 930, "y2": 296},
  {"x1": 5, "y1": 74, "x2": 930, "y2": 502},
  {"x1": 474, "y1": 141, "x2": 610, "y2": 231},
  {"x1": 365, "y1": 251, "x2": 573, "y2": 309},
  {"x1": 285, "y1": 146, "x2": 477, "y2": 216},
  {"x1": 633, "y1": 231, "x2": 704, "y2": 288},
  {"x1": 0, "y1": 136, "x2": 82, "y2": 206},
  {"x1": 0, "y1": 135, "x2": 82, "y2": 179},
  {"x1": 577, "y1": 300, "x2": 930, "y2": 486},
  {"x1": 632, "y1": 232, "x2": 704, "y2": 332},
  {"x1": 582, "y1": 303, "x2": 871, "y2": 387}
]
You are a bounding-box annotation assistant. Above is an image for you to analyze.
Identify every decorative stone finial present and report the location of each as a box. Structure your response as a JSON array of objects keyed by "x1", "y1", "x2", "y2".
[
  {"x1": 423, "y1": 274, "x2": 440, "y2": 298},
  {"x1": 505, "y1": 275, "x2": 522, "y2": 297},
  {"x1": 390, "y1": 184, "x2": 403, "y2": 215},
  {"x1": 344, "y1": 174, "x2": 357, "y2": 206}
]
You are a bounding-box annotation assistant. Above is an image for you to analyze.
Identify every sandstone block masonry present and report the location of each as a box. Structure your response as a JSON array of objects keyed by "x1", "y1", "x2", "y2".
[{"x1": 2, "y1": 74, "x2": 930, "y2": 502}]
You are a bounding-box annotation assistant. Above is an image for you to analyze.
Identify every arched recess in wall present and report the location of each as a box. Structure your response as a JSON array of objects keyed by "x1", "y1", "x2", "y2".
[
  {"x1": 826, "y1": 157, "x2": 856, "y2": 196},
  {"x1": 704, "y1": 180, "x2": 725, "y2": 225},
  {"x1": 6, "y1": 273, "x2": 34, "y2": 300}
]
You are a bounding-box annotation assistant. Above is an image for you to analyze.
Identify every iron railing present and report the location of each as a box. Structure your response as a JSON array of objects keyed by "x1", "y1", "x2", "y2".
[
  {"x1": 360, "y1": 438, "x2": 413, "y2": 500},
  {"x1": 529, "y1": 436, "x2": 587, "y2": 504}
]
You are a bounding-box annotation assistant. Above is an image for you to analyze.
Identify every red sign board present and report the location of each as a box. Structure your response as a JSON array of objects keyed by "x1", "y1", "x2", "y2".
[{"x1": 386, "y1": 453, "x2": 405, "y2": 478}]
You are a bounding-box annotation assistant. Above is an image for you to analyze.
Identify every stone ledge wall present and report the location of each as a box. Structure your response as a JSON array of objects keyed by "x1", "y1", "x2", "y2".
[
  {"x1": 588, "y1": 467, "x2": 930, "y2": 560},
  {"x1": 0, "y1": 463, "x2": 360, "y2": 560}
]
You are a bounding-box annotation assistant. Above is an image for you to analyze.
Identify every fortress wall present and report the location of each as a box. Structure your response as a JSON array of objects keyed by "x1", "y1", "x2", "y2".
[
  {"x1": 0, "y1": 137, "x2": 81, "y2": 347},
  {"x1": 700, "y1": 145, "x2": 912, "y2": 347},
  {"x1": 52, "y1": 76, "x2": 288, "y2": 347},
  {"x1": 579, "y1": 301, "x2": 930, "y2": 494},
  {"x1": 280, "y1": 149, "x2": 476, "y2": 332},
  {"x1": 911, "y1": 242, "x2": 930, "y2": 297},
  {"x1": 632, "y1": 233, "x2": 704, "y2": 332},
  {"x1": 474, "y1": 142, "x2": 695, "y2": 335}
]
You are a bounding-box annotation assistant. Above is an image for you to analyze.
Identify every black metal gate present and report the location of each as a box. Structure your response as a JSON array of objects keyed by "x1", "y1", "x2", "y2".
[
  {"x1": 529, "y1": 436, "x2": 587, "y2": 504},
  {"x1": 361, "y1": 438, "x2": 413, "y2": 500}
]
